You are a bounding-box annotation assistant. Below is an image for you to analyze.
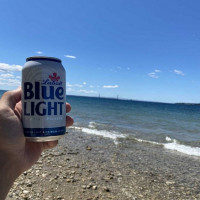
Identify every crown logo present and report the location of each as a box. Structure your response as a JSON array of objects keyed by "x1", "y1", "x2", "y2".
[{"x1": 49, "y1": 72, "x2": 60, "y2": 81}]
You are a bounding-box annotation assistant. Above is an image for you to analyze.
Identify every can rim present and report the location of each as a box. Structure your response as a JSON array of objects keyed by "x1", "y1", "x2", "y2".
[{"x1": 26, "y1": 56, "x2": 61, "y2": 63}]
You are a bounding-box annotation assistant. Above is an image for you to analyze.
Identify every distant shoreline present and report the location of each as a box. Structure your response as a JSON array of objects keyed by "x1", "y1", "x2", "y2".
[
  {"x1": 1, "y1": 89, "x2": 199, "y2": 105},
  {"x1": 175, "y1": 103, "x2": 200, "y2": 106},
  {"x1": 67, "y1": 94, "x2": 200, "y2": 105}
]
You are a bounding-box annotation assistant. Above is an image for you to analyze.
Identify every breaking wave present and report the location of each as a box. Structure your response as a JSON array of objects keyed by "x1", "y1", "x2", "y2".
[
  {"x1": 71, "y1": 123, "x2": 126, "y2": 144},
  {"x1": 70, "y1": 123, "x2": 200, "y2": 157}
]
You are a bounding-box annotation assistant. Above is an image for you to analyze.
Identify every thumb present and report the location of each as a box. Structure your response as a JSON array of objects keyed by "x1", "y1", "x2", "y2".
[{"x1": 0, "y1": 88, "x2": 21, "y2": 110}]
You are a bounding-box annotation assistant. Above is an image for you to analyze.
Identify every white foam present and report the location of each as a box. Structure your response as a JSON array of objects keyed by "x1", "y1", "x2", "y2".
[
  {"x1": 163, "y1": 139, "x2": 200, "y2": 157},
  {"x1": 83, "y1": 127, "x2": 125, "y2": 138},
  {"x1": 134, "y1": 138, "x2": 161, "y2": 145},
  {"x1": 165, "y1": 136, "x2": 172, "y2": 142},
  {"x1": 71, "y1": 126, "x2": 200, "y2": 157},
  {"x1": 130, "y1": 136, "x2": 200, "y2": 157},
  {"x1": 72, "y1": 126, "x2": 126, "y2": 144},
  {"x1": 88, "y1": 121, "x2": 97, "y2": 128}
]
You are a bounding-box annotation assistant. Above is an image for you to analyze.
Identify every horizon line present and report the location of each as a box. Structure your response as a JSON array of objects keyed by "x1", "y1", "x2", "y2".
[{"x1": 0, "y1": 89, "x2": 199, "y2": 105}]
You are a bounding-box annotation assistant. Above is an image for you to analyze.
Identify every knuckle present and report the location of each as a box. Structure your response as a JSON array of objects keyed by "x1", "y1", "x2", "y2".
[
  {"x1": 2, "y1": 91, "x2": 12, "y2": 98},
  {"x1": 0, "y1": 106, "x2": 10, "y2": 117}
]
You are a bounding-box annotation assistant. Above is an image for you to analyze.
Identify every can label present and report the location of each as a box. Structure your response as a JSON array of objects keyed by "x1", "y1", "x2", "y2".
[{"x1": 22, "y1": 60, "x2": 66, "y2": 139}]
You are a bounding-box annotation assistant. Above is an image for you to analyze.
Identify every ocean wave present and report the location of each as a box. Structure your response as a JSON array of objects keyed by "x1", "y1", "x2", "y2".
[
  {"x1": 70, "y1": 125, "x2": 200, "y2": 157},
  {"x1": 132, "y1": 138, "x2": 161, "y2": 145},
  {"x1": 163, "y1": 136, "x2": 200, "y2": 157},
  {"x1": 71, "y1": 125, "x2": 126, "y2": 144},
  {"x1": 88, "y1": 121, "x2": 100, "y2": 128},
  {"x1": 133, "y1": 136, "x2": 200, "y2": 157},
  {"x1": 132, "y1": 136, "x2": 200, "y2": 157}
]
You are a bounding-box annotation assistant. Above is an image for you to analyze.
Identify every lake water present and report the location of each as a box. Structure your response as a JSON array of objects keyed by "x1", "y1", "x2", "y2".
[{"x1": 1, "y1": 89, "x2": 200, "y2": 157}]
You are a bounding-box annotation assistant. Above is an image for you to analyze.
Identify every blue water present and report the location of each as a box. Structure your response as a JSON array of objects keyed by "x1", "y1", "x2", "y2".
[
  {"x1": 1, "y1": 89, "x2": 200, "y2": 156},
  {"x1": 67, "y1": 95, "x2": 200, "y2": 145}
]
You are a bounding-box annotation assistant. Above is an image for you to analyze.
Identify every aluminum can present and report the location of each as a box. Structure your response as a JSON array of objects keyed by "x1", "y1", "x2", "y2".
[{"x1": 22, "y1": 56, "x2": 66, "y2": 142}]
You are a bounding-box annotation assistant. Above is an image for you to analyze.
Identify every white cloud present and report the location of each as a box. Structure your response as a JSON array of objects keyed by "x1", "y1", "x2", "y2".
[
  {"x1": 174, "y1": 69, "x2": 184, "y2": 76},
  {"x1": 0, "y1": 70, "x2": 21, "y2": 87},
  {"x1": 64, "y1": 55, "x2": 76, "y2": 59},
  {"x1": 77, "y1": 89, "x2": 98, "y2": 94},
  {"x1": 110, "y1": 69, "x2": 117, "y2": 73},
  {"x1": 66, "y1": 82, "x2": 89, "y2": 88},
  {"x1": 66, "y1": 88, "x2": 73, "y2": 92},
  {"x1": 148, "y1": 69, "x2": 161, "y2": 78},
  {"x1": 66, "y1": 87, "x2": 98, "y2": 94},
  {"x1": 89, "y1": 85, "x2": 94, "y2": 88},
  {"x1": 0, "y1": 77, "x2": 21, "y2": 86},
  {"x1": 74, "y1": 84, "x2": 83, "y2": 87},
  {"x1": 148, "y1": 72, "x2": 159, "y2": 79},
  {"x1": 36, "y1": 51, "x2": 43, "y2": 54},
  {"x1": 66, "y1": 82, "x2": 73, "y2": 87},
  {"x1": 66, "y1": 82, "x2": 83, "y2": 88},
  {"x1": 0, "y1": 63, "x2": 22, "y2": 72},
  {"x1": 103, "y1": 85, "x2": 119, "y2": 89},
  {"x1": 0, "y1": 73, "x2": 14, "y2": 78},
  {"x1": 7, "y1": 78, "x2": 21, "y2": 85}
]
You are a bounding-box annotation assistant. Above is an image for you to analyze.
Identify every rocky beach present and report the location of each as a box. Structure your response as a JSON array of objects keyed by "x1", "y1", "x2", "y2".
[{"x1": 6, "y1": 129, "x2": 200, "y2": 200}]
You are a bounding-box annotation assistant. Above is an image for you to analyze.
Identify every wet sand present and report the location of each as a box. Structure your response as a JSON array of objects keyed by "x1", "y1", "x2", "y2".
[{"x1": 6, "y1": 130, "x2": 200, "y2": 200}]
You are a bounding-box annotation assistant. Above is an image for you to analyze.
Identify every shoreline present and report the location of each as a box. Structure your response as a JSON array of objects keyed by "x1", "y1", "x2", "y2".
[{"x1": 7, "y1": 130, "x2": 200, "y2": 200}]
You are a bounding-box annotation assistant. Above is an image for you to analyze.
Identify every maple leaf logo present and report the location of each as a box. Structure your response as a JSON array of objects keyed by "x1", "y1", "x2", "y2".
[{"x1": 49, "y1": 72, "x2": 60, "y2": 81}]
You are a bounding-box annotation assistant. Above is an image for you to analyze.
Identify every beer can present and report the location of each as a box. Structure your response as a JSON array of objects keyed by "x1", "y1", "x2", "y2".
[{"x1": 22, "y1": 56, "x2": 66, "y2": 142}]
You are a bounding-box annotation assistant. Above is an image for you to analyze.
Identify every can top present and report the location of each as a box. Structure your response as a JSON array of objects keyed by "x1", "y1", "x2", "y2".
[{"x1": 26, "y1": 56, "x2": 61, "y2": 63}]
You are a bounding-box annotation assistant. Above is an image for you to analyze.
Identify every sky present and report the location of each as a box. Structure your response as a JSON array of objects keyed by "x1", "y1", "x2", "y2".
[{"x1": 0, "y1": 0, "x2": 200, "y2": 103}]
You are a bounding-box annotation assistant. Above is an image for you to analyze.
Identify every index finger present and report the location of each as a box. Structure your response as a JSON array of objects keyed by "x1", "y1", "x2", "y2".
[
  {"x1": 66, "y1": 103, "x2": 71, "y2": 113},
  {"x1": 0, "y1": 88, "x2": 21, "y2": 110}
]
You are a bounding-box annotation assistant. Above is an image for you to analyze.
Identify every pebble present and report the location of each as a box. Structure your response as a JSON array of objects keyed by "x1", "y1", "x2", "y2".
[
  {"x1": 87, "y1": 185, "x2": 92, "y2": 189},
  {"x1": 82, "y1": 185, "x2": 87, "y2": 189},
  {"x1": 166, "y1": 181, "x2": 175, "y2": 185},
  {"x1": 89, "y1": 177, "x2": 94, "y2": 181},
  {"x1": 92, "y1": 186, "x2": 97, "y2": 190},
  {"x1": 23, "y1": 172, "x2": 28, "y2": 176},
  {"x1": 26, "y1": 182, "x2": 32, "y2": 187},
  {"x1": 54, "y1": 175, "x2": 59, "y2": 179},
  {"x1": 117, "y1": 173, "x2": 122, "y2": 177},
  {"x1": 42, "y1": 173, "x2": 47, "y2": 178},
  {"x1": 103, "y1": 187, "x2": 110, "y2": 192},
  {"x1": 86, "y1": 146, "x2": 92, "y2": 150},
  {"x1": 23, "y1": 190, "x2": 30, "y2": 194}
]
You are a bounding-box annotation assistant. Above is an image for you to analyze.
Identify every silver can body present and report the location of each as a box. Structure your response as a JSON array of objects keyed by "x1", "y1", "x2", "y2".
[{"x1": 22, "y1": 56, "x2": 66, "y2": 142}]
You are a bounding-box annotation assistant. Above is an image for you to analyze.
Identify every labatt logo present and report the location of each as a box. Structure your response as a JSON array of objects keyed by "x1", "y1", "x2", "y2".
[
  {"x1": 42, "y1": 72, "x2": 62, "y2": 85},
  {"x1": 24, "y1": 73, "x2": 64, "y2": 116},
  {"x1": 49, "y1": 72, "x2": 60, "y2": 81}
]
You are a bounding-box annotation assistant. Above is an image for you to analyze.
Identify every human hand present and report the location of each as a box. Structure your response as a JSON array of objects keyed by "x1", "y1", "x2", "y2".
[{"x1": 0, "y1": 88, "x2": 73, "y2": 199}]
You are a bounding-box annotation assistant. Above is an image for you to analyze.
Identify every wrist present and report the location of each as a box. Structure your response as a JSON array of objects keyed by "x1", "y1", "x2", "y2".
[{"x1": 0, "y1": 153, "x2": 21, "y2": 199}]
